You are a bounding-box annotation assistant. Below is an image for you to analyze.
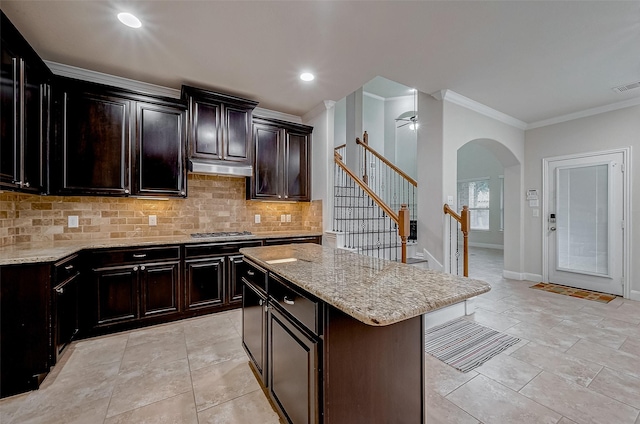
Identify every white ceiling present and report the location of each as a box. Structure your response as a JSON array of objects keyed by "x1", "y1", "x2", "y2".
[{"x1": 2, "y1": 1, "x2": 639, "y2": 124}]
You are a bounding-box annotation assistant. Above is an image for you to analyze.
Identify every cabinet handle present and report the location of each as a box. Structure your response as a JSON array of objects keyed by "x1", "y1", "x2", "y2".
[
  {"x1": 23, "y1": 181, "x2": 30, "y2": 188},
  {"x1": 247, "y1": 270, "x2": 255, "y2": 276},
  {"x1": 278, "y1": 195, "x2": 282, "y2": 199},
  {"x1": 133, "y1": 266, "x2": 139, "y2": 271},
  {"x1": 13, "y1": 181, "x2": 22, "y2": 187},
  {"x1": 124, "y1": 189, "x2": 130, "y2": 194},
  {"x1": 258, "y1": 299, "x2": 264, "y2": 306},
  {"x1": 140, "y1": 265, "x2": 146, "y2": 271},
  {"x1": 132, "y1": 254, "x2": 147, "y2": 258},
  {"x1": 180, "y1": 191, "x2": 186, "y2": 196},
  {"x1": 64, "y1": 265, "x2": 74, "y2": 271},
  {"x1": 55, "y1": 287, "x2": 64, "y2": 294},
  {"x1": 283, "y1": 296, "x2": 295, "y2": 305},
  {"x1": 284, "y1": 195, "x2": 288, "y2": 199}
]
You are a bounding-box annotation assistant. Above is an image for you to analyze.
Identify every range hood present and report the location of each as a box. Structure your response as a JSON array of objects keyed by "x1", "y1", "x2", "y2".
[{"x1": 188, "y1": 160, "x2": 253, "y2": 177}]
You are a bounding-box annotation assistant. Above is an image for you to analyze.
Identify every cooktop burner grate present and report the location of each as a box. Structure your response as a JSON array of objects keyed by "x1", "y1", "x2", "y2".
[{"x1": 190, "y1": 231, "x2": 253, "y2": 238}]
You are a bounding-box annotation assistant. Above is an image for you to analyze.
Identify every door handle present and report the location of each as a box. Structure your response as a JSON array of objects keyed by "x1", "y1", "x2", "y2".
[
  {"x1": 550, "y1": 227, "x2": 556, "y2": 231},
  {"x1": 283, "y1": 296, "x2": 295, "y2": 305},
  {"x1": 133, "y1": 254, "x2": 147, "y2": 258}
]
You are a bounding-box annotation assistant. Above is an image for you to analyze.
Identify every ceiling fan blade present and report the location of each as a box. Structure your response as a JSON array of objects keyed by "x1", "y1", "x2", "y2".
[{"x1": 397, "y1": 122, "x2": 410, "y2": 128}]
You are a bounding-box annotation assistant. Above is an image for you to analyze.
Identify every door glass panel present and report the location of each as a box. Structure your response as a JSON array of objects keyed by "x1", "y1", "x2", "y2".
[{"x1": 556, "y1": 164, "x2": 609, "y2": 276}]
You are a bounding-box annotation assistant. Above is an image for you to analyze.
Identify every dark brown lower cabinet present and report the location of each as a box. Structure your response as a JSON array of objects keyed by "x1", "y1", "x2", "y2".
[
  {"x1": 242, "y1": 281, "x2": 267, "y2": 382},
  {"x1": 94, "y1": 265, "x2": 139, "y2": 326},
  {"x1": 53, "y1": 271, "x2": 79, "y2": 360},
  {"x1": 185, "y1": 257, "x2": 225, "y2": 310},
  {"x1": 140, "y1": 262, "x2": 179, "y2": 317},
  {"x1": 228, "y1": 254, "x2": 244, "y2": 305},
  {"x1": 268, "y1": 308, "x2": 319, "y2": 424}
]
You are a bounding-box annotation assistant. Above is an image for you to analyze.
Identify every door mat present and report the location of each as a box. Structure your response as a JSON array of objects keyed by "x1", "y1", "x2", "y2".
[
  {"x1": 425, "y1": 318, "x2": 520, "y2": 373},
  {"x1": 530, "y1": 282, "x2": 616, "y2": 303}
]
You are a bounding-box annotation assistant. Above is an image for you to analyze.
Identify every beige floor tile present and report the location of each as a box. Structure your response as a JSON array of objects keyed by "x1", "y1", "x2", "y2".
[
  {"x1": 502, "y1": 306, "x2": 565, "y2": 328},
  {"x1": 0, "y1": 393, "x2": 30, "y2": 424},
  {"x1": 107, "y1": 358, "x2": 192, "y2": 418},
  {"x1": 551, "y1": 319, "x2": 628, "y2": 349},
  {"x1": 184, "y1": 315, "x2": 241, "y2": 348},
  {"x1": 192, "y1": 357, "x2": 261, "y2": 412},
  {"x1": 587, "y1": 367, "x2": 640, "y2": 410},
  {"x1": 446, "y1": 374, "x2": 561, "y2": 424},
  {"x1": 61, "y1": 334, "x2": 128, "y2": 371},
  {"x1": 620, "y1": 336, "x2": 640, "y2": 356},
  {"x1": 464, "y1": 308, "x2": 520, "y2": 331},
  {"x1": 593, "y1": 317, "x2": 640, "y2": 338},
  {"x1": 126, "y1": 321, "x2": 184, "y2": 347},
  {"x1": 520, "y1": 371, "x2": 639, "y2": 424},
  {"x1": 426, "y1": 390, "x2": 480, "y2": 424},
  {"x1": 473, "y1": 296, "x2": 515, "y2": 313},
  {"x1": 558, "y1": 417, "x2": 578, "y2": 424},
  {"x1": 197, "y1": 389, "x2": 280, "y2": 424},
  {"x1": 474, "y1": 353, "x2": 541, "y2": 391},
  {"x1": 566, "y1": 339, "x2": 640, "y2": 379},
  {"x1": 104, "y1": 392, "x2": 198, "y2": 424},
  {"x1": 20, "y1": 397, "x2": 111, "y2": 424},
  {"x1": 119, "y1": 336, "x2": 188, "y2": 373},
  {"x1": 425, "y1": 354, "x2": 478, "y2": 397},
  {"x1": 505, "y1": 321, "x2": 580, "y2": 352},
  {"x1": 580, "y1": 304, "x2": 640, "y2": 325},
  {"x1": 510, "y1": 342, "x2": 602, "y2": 387},
  {"x1": 501, "y1": 338, "x2": 530, "y2": 356},
  {"x1": 187, "y1": 336, "x2": 247, "y2": 371}
]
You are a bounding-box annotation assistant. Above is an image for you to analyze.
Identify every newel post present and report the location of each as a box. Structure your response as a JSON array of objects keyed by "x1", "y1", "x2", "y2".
[{"x1": 399, "y1": 204, "x2": 410, "y2": 264}]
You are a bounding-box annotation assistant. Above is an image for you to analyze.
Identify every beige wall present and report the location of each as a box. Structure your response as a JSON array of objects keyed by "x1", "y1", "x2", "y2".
[{"x1": 0, "y1": 174, "x2": 322, "y2": 247}]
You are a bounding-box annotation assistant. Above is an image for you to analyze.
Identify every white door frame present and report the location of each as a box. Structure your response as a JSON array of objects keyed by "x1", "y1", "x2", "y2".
[{"x1": 542, "y1": 147, "x2": 632, "y2": 299}]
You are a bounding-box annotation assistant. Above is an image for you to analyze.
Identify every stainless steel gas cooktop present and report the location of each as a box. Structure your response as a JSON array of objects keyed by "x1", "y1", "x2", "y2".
[{"x1": 190, "y1": 231, "x2": 253, "y2": 238}]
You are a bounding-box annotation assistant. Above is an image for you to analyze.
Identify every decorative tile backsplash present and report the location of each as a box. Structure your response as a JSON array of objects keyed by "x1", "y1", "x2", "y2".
[{"x1": 0, "y1": 174, "x2": 322, "y2": 247}]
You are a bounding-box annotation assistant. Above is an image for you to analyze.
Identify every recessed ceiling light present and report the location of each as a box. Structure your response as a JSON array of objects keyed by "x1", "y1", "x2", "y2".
[
  {"x1": 117, "y1": 12, "x2": 142, "y2": 29},
  {"x1": 300, "y1": 72, "x2": 315, "y2": 82}
]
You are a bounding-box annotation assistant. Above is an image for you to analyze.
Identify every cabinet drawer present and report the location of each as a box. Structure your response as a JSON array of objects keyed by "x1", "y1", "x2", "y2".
[
  {"x1": 90, "y1": 246, "x2": 180, "y2": 267},
  {"x1": 54, "y1": 254, "x2": 81, "y2": 283},
  {"x1": 242, "y1": 260, "x2": 267, "y2": 294},
  {"x1": 263, "y1": 236, "x2": 321, "y2": 246},
  {"x1": 269, "y1": 275, "x2": 319, "y2": 335},
  {"x1": 185, "y1": 241, "x2": 261, "y2": 258}
]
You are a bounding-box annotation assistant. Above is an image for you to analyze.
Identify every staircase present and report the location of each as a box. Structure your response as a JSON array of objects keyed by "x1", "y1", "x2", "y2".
[{"x1": 332, "y1": 134, "x2": 412, "y2": 262}]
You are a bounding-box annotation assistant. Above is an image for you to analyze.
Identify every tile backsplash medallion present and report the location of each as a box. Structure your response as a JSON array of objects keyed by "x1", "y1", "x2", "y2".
[{"x1": 0, "y1": 174, "x2": 322, "y2": 247}]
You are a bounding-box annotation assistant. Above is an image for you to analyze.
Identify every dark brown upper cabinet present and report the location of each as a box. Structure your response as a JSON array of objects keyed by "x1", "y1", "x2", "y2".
[
  {"x1": 182, "y1": 86, "x2": 258, "y2": 166},
  {"x1": 0, "y1": 11, "x2": 51, "y2": 194},
  {"x1": 249, "y1": 116, "x2": 312, "y2": 201},
  {"x1": 52, "y1": 77, "x2": 187, "y2": 197}
]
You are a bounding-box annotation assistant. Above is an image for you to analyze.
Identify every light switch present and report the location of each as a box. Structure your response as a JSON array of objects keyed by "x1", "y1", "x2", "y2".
[
  {"x1": 254, "y1": 214, "x2": 261, "y2": 224},
  {"x1": 532, "y1": 209, "x2": 539, "y2": 217},
  {"x1": 149, "y1": 215, "x2": 157, "y2": 226},
  {"x1": 68, "y1": 215, "x2": 79, "y2": 228}
]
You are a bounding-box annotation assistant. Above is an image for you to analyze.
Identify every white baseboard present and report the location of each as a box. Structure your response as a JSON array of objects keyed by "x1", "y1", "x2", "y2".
[
  {"x1": 423, "y1": 249, "x2": 443, "y2": 272},
  {"x1": 629, "y1": 290, "x2": 640, "y2": 301},
  {"x1": 423, "y1": 302, "x2": 467, "y2": 330},
  {"x1": 468, "y1": 242, "x2": 504, "y2": 250},
  {"x1": 502, "y1": 271, "x2": 542, "y2": 282}
]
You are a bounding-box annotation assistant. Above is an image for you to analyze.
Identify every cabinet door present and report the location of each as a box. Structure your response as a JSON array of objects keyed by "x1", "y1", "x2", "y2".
[
  {"x1": 284, "y1": 131, "x2": 310, "y2": 201},
  {"x1": 0, "y1": 42, "x2": 19, "y2": 188},
  {"x1": 140, "y1": 261, "x2": 179, "y2": 317},
  {"x1": 21, "y1": 60, "x2": 47, "y2": 192},
  {"x1": 242, "y1": 281, "x2": 266, "y2": 378},
  {"x1": 269, "y1": 308, "x2": 319, "y2": 424},
  {"x1": 228, "y1": 254, "x2": 244, "y2": 305},
  {"x1": 135, "y1": 102, "x2": 186, "y2": 197},
  {"x1": 61, "y1": 92, "x2": 130, "y2": 195},
  {"x1": 185, "y1": 257, "x2": 225, "y2": 310},
  {"x1": 224, "y1": 105, "x2": 251, "y2": 163},
  {"x1": 54, "y1": 273, "x2": 79, "y2": 359},
  {"x1": 191, "y1": 100, "x2": 222, "y2": 160},
  {"x1": 94, "y1": 265, "x2": 138, "y2": 325},
  {"x1": 253, "y1": 123, "x2": 281, "y2": 199}
]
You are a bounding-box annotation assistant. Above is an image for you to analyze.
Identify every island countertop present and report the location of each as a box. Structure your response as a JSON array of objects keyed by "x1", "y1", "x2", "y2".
[{"x1": 240, "y1": 243, "x2": 491, "y2": 326}]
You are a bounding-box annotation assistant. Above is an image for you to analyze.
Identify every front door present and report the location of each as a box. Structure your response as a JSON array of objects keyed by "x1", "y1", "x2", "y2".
[{"x1": 546, "y1": 151, "x2": 625, "y2": 295}]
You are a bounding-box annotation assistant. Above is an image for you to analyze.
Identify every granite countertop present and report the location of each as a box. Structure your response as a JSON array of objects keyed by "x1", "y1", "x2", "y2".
[
  {"x1": 240, "y1": 244, "x2": 491, "y2": 327},
  {"x1": 0, "y1": 231, "x2": 323, "y2": 266}
]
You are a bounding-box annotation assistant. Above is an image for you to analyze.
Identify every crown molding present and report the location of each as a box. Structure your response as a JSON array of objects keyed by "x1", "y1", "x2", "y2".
[
  {"x1": 434, "y1": 89, "x2": 528, "y2": 130},
  {"x1": 45, "y1": 61, "x2": 181, "y2": 98},
  {"x1": 363, "y1": 91, "x2": 385, "y2": 101},
  {"x1": 527, "y1": 97, "x2": 640, "y2": 129},
  {"x1": 303, "y1": 100, "x2": 336, "y2": 122},
  {"x1": 46, "y1": 60, "x2": 302, "y2": 123}
]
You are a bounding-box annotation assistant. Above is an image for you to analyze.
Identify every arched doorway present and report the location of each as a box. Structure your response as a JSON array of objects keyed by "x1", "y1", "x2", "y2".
[{"x1": 457, "y1": 138, "x2": 520, "y2": 281}]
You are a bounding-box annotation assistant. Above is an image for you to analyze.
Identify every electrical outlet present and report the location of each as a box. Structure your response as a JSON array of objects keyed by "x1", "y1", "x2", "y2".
[
  {"x1": 254, "y1": 214, "x2": 261, "y2": 224},
  {"x1": 281, "y1": 214, "x2": 286, "y2": 222},
  {"x1": 532, "y1": 209, "x2": 539, "y2": 217},
  {"x1": 149, "y1": 215, "x2": 157, "y2": 226},
  {"x1": 447, "y1": 196, "x2": 454, "y2": 205},
  {"x1": 68, "y1": 215, "x2": 79, "y2": 228},
  {"x1": 286, "y1": 214, "x2": 291, "y2": 222}
]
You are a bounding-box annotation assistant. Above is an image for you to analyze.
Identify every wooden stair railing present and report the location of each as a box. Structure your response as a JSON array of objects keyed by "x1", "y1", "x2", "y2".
[
  {"x1": 356, "y1": 131, "x2": 418, "y2": 187},
  {"x1": 443, "y1": 204, "x2": 470, "y2": 277},
  {"x1": 334, "y1": 149, "x2": 410, "y2": 263}
]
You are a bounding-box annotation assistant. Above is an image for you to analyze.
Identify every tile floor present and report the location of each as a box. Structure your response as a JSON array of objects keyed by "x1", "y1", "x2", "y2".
[{"x1": 1, "y1": 247, "x2": 639, "y2": 423}]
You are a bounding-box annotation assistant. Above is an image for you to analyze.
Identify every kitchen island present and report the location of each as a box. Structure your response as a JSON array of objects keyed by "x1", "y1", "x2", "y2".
[{"x1": 240, "y1": 243, "x2": 491, "y2": 424}]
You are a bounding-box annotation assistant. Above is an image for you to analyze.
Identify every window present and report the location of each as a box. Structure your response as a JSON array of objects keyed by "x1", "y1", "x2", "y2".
[{"x1": 458, "y1": 179, "x2": 490, "y2": 230}]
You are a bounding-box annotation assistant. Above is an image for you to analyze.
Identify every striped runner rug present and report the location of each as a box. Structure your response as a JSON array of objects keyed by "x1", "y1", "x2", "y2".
[{"x1": 425, "y1": 318, "x2": 521, "y2": 373}]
